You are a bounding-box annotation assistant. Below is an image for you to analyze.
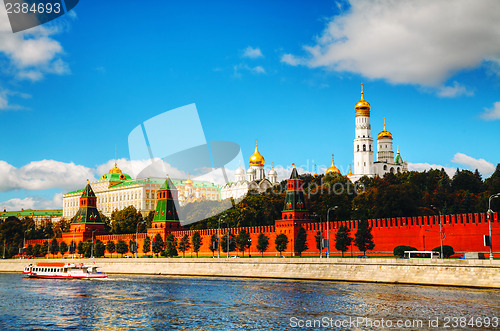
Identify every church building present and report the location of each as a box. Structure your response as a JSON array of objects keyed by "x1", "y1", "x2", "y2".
[{"x1": 350, "y1": 85, "x2": 408, "y2": 182}]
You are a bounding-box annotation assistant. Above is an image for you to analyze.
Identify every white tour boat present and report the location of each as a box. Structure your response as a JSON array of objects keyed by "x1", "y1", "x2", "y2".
[{"x1": 23, "y1": 262, "x2": 107, "y2": 279}]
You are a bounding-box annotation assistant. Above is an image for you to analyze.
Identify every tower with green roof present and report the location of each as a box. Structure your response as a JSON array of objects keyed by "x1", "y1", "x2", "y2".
[
  {"x1": 147, "y1": 177, "x2": 183, "y2": 240},
  {"x1": 274, "y1": 165, "x2": 311, "y2": 256},
  {"x1": 64, "y1": 181, "x2": 106, "y2": 244}
]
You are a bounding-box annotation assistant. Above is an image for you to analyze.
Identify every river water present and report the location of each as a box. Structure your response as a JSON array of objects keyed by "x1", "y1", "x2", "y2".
[{"x1": 0, "y1": 273, "x2": 498, "y2": 330}]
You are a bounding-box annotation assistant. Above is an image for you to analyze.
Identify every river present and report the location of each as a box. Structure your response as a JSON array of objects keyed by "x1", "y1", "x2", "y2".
[{"x1": 0, "y1": 273, "x2": 498, "y2": 330}]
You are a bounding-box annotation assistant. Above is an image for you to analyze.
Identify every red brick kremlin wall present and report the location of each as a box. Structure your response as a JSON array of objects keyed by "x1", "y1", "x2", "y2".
[{"x1": 26, "y1": 212, "x2": 499, "y2": 257}]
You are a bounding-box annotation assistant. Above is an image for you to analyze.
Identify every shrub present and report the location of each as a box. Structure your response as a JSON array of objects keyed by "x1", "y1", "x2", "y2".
[
  {"x1": 393, "y1": 245, "x2": 418, "y2": 257},
  {"x1": 432, "y1": 245, "x2": 454, "y2": 258}
]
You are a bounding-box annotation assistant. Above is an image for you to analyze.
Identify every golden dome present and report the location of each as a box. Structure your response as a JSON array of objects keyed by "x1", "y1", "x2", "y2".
[
  {"x1": 185, "y1": 175, "x2": 193, "y2": 186},
  {"x1": 313, "y1": 164, "x2": 318, "y2": 178},
  {"x1": 346, "y1": 165, "x2": 353, "y2": 179},
  {"x1": 326, "y1": 154, "x2": 341, "y2": 175},
  {"x1": 109, "y1": 162, "x2": 122, "y2": 174},
  {"x1": 355, "y1": 83, "x2": 371, "y2": 117},
  {"x1": 377, "y1": 117, "x2": 393, "y2": 140},
  {"x1": 249, "y1": 142, "x2": 265, "y2": 166}
]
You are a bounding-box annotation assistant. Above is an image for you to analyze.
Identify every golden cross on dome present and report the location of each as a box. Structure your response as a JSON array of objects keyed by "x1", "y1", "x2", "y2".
[
  {"x1": 384, "y1": 117, "x2": 386, "y2": 130},
  {"x1": 361, "y1": 83, "x2": 364, "y2": 96}
]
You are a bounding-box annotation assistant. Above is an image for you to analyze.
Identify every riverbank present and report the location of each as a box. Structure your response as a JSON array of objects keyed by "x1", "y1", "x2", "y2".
[{"x1": 2, "y1": 258, "x2": 499, "y2": 288}]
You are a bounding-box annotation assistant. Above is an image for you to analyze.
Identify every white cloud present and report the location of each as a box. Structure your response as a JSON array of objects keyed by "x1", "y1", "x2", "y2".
[
  {"x1": 437, "y1": 82, "x2": 473, "y2": 98},
  {"x1": 0, "y1": 193, "x2": 63, "y2": 211},
  {"x1": 253, "y1": 65, "x2": 266, "y2": 74},
  {"x1": 451, "y1": 153, "x2": 495, "y2": 176},
  {"x1": 281, "y1": 53, "x2": 304, "y2": 66},
  {"x1": 242, "y1": 46, "x2": 263, "y2": 59},
  {"x1": 0, "y1": 160, "x2": 95, "y2": 192},
  {"x1": 408, "y1": 162, "x2": 456, "y2": 178},
  {"x1": 481, "y1": 101, "x2": 500, "y2": 120},
  {"x1": 96, "y1": 158, "x2": 187, "y2": 180},
  {"x1": 0, "y1": 89, "x2": 30, "y2": 110},
  {"x1": 233, "y1": 64, "x2": 267, "y2": 77},
  {"x1": 410, "y1": 153, "x2": 495, "y2": 178},
  {"x1": 283, "y1": 0, "x2": 500, "y2": 87},
  {"x1": 0, "y1": 2, "x2": 69, "y2": 81}
]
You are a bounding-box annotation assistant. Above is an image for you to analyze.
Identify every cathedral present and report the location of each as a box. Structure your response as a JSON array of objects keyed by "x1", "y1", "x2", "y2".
[
  {"x1": 220, "y1": 143, "x2": 278, "y2": 200},
  {"x1": 349, "y1": 85, "x2": 408, "y2": 182}
]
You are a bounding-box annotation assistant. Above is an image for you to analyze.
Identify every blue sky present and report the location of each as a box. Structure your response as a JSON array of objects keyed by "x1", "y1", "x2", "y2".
[{"x1": 1, "y1": 0, "x2": 500, "y2": 210}]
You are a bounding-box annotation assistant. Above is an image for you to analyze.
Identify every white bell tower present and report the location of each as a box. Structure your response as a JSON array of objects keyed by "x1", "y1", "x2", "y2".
[{"x1": 353, "y1": 84, "x2": 374, "y2": 179}]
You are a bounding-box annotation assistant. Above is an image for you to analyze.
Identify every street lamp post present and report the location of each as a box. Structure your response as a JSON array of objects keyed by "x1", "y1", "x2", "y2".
[
  {"x1": 487, "y1": 193, "x2": 500, "y2": 261},
  {"x1": 227, "y1": 225, "x2": 230, "y2": 258},
  {"x1": 326, "y1": 206, "x2": 338, "y2": 259},
  {"x1": 136, "y1": 221, "x2": 145, "y2": 258},
  {"x1": 23, "y1": 230, "x2": 26, "y2": 259},
  {"x1": 91, "y1": 230, "x2": 96, "y2": 258},
  {"x1": 431, "y1": 205, "x2": 444, "y2": 259}
]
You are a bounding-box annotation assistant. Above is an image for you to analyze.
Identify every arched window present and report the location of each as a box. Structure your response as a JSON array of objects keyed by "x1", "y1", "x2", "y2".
[
  {"x1": 390, "y1": 167, "x2": 395, "y2": 173},
  {"x1": 397, "y1": 167, "x2": 401, "y2": 173},
  {"x1": 357, "y1": 145, "x2": 359, "y2": 152},
  {"x1": 369, "y1": 145, "x2": 372, "y2": 152},
  {"x1": 384, "y1": 165, "x2": 387, "y2": 170},
  {"x1": 363, "y1": 144, "x2": 366, "y2": 151}
]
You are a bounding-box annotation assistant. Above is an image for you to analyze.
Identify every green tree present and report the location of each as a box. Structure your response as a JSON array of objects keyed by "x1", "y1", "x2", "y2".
[
  {"x1": 178, "y1": 234, "x2": 190, "y2": 257},
  {"x1": 256, "y1": 233, "x2": 269, "y2": 257},
  {"x1": 354, "y1": 220, "x2": 375, "y2": 255},
  {"x1": 143, "y1": 236, "x2": 151, "y2": 254},
  {"x1": 432, "y1": 245, "x2": 455, "y2": 258},
  {"x1": 129, "y1": 240, "x2": 137, "y2": 254},
  {"x1": 83, "y1": 240, "x2": 93, "y2": 258},
  {"x1": 77, "y1": 241, "x2": 84, "y2": 257},
  {"x1": 393, "y1": 245, "x2": 417, "y2": 257},
  {"x1": 59, "y1": 241, "x2": 68, "y2": 256},
  {"x1": 106, "y1": 240, "x2": 116, "y2": 257},
  {"x1": 53, "y1": 219, "x2": 70, "y2": 238},
  {"x1": 294, "y1": 227, "x2": 308, "y2": 257},
  {"x1": 235, "y1": 229, "x2": 251, "y2": 256},
  {"x1": 94, "y1": 239, "x2": 105, "y2": 257},
  {"x1": 116, "y1": 239, "x2": 128, "y2": 257},
  {"x1": 164, "y1": 234, "x2": 178, "y2": 257},
  {"x1": 0, "y1": 216, "x2": 23, "y2": 258},
  {"x1": 152, "y1": 234, "x2": 164, "y2": 257},
  {"x1": 221, "y1": 233, "x2": 236, "y2": 253},
  {"x1": 33, "y1": 243, "x2": 41, "y2": 257},
  {"x1": 49, "y1": 238, "x2": 59, "y2": 257},
  {"x1": 335, "y1": 225, "x2": 353, "y2": 258},
  {"x1": 111, "y1": 206, "x2": 144, "y2": 234},
  {"x1": 209, "y1": 234, "x2": 218, "y2": 257},
  {"x1": 69, "y1": 240, "x2": 76, "y2": 255},
  {"x1": 192, "y1": 231, "x2": 202, "y2": 257},
  {"x1": 315, "y1": 230, "x2": 324, "y2": 252},
  {"x1": 275, "y1": 234, "x2": 288, "y2": 257},
  {"x1": 25, "y1": 244, "x2": 33, "y2": 257}
]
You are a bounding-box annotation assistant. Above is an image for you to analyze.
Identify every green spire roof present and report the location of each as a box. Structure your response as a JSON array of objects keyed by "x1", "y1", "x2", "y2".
[
  {"x1": 72, "y1": 183, "x2": 103, "y2": 224},
  {"x1": 154, "y1": 178, "x2": 180, "y2": 222},
  {"x1": 81, "y1": 182, "x2": 96, "y2": 198}
]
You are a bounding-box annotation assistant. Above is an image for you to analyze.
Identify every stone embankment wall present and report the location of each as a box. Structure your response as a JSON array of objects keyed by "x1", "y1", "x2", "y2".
[{"x1": 2, "y1": 258, "x2": 499, "y2": 289}]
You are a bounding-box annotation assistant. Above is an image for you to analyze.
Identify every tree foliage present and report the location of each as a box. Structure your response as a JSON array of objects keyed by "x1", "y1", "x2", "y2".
[
  {"x1": 178, "y1": 234, "x2": 190, "y2": 257},
  {"x1": 116, "y1": 239, "x2": 128, "y2": 257},
  {"x1": 143, "y1": 236, "x2": 151, "y2": 254},
  {"x1": 235, "y1": 229, "x2": 251, "y2": 256},
  {"x1": 256, "y1": 233, "x2": 269, "y2": 257},
  {"x1": 94, "y1": 239, "x2": 106, "y2": 257},
  {"x1": 335, "y1": 225, "x2": 353, "y2": 257},
  {"x1": 164, "y1": 234, "x2": 178, "y2": 257},
  {"x1": 221, "y1": 233, "x2": 236, "y2": 253},
  {"x1": 111, "y1": 206, "x2": 144, "y2": 234},
  {"x1": 354, "y1": 220, "x2": 375, "y2": 255},
  {"x1": 294, "y1": 227, "x2": 308, "y2": 257},
  {"x1": 275, "y1": 234, "x2": 288, "y2": 256},
  {"x1": 152, "y1": 234, "x2": 164, "y2": 257},
  {"x1": 192, "y1": 232, "x2": 202, "y2": 257},
  {"x1": 49, "y1": 238, "x2": 59, "y2": 257},
  {"x1": 106, "y1": 240, "x2": 116, "y2": 257},
  {"x1": 209, "y1": 234, "x2": 218, "y2": 256}
]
